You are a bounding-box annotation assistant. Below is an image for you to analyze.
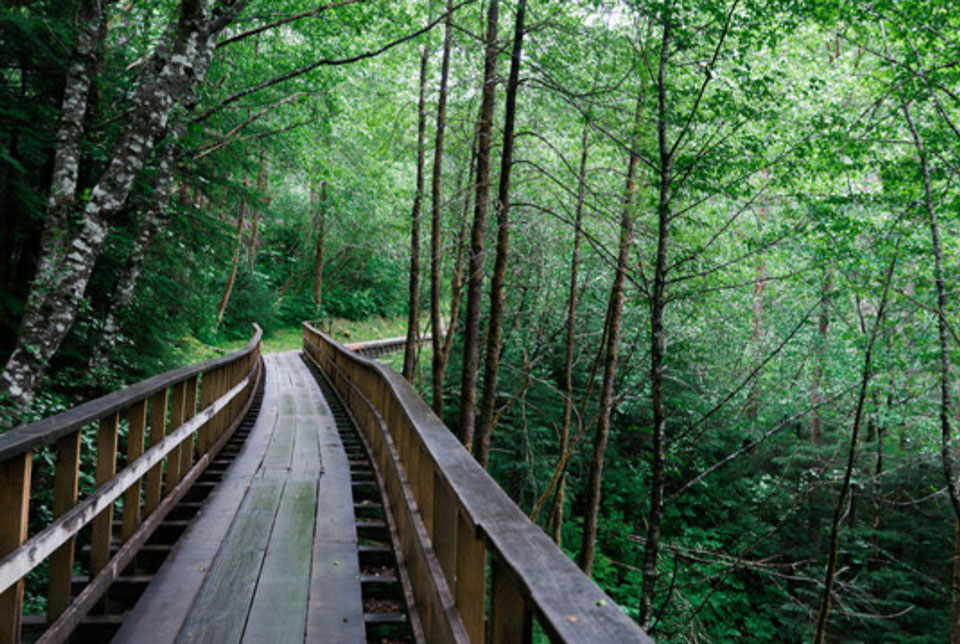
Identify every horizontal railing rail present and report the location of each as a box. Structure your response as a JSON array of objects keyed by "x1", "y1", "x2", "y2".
[
  {"x1": 344, "y1": 333, "x2": 432, "y2": 359},
  {"x1": 0, "y1": 325, "x2": 263, "y2": 644},
  {"x1": 302, "y1": 322, "x2": 652, "y2": 644}
]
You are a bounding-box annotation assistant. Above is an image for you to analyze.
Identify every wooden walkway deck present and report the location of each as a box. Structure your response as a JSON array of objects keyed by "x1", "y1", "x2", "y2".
[{"x1": 113, "y1": 351, "x2": 364, "y2": 644}]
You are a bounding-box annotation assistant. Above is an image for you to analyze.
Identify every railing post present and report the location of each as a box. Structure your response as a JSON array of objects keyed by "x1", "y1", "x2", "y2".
[
  {"x1": 122, "y1": 400, "x2": 148, "y2": 542},
  {"x1": 433, "y1": 474, "x2": 458, "y2": 588},
  {"x1": 144, "y1": 389, "x2": 168, "y2": 517},
  {"x1": 47, "y1": 432, "x2": 81, "y2": 622},
  {"x1": 0, "y1": 452, "x2": 32, "y2": 644},
  {"x1": 417, "y1": 442, "x2": 434, "y2": 540},
  {"x1": 91, "y1": 412, "x2": 120, "y2": 578},
  {"x1": 178, "y1": 375, "x2": 198, "y2": 475},
  {"x1": 490, "y1": 560, "x2": 531, "y2": 644},
  {"x1": 457, "y1": 514, "x2": 486, "y2": 644},
  {"x1": 197, "y1": 370, "x2": 216, "y2": 455},
  {"x1": 165, "y1": 380, "x2": 187, "y2": 494}
]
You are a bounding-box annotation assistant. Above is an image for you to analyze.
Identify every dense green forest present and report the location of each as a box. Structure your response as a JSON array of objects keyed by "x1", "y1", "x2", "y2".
[{"x1": 2, "y1": 0, "x2": 960, "y2": 641}]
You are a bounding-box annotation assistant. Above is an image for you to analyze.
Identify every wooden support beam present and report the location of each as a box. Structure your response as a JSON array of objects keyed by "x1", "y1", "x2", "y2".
[
  {"x1": 122, "y1": 401, "x2": 147, "y2": 542},
  {"x1": 165, "y1": 381, "x2": 187, "y2": 494},
  {"x1": 456, "y1": 514, "x2": 485, "y2": 644},
  {"x1": 0, "y1": 452, "x2": 32, "y2": 644},
  {"x1": 197, "y1": 370, "x2": 216, "y2": 454},
  {"x1": 491, "y1": 561, "x2": 531, "y2": 644},
  {"x1": 433, "y1": 475, "x2": 458, "y2": 589},
  {"x1": 91, "y1": 413, "x2": 119, "y2": 577},
  {"x1": 144, "y1": 389, "x2": 168, "y2": 517},
  {"x1": 178, "y1": 375, "x2": 198, "y2": 475},
  {"x1": 47, "y1": 433, "x2": 81, "y2": 623}
]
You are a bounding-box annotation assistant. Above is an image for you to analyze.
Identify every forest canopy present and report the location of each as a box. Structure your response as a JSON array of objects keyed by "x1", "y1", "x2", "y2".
[{"x1": 2, "y1": 0, "x2": 960, "y2": 641}]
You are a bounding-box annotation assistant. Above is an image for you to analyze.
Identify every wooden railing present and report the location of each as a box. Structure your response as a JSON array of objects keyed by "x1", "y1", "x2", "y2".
[
  {"x1": 302, "y1": 323, "x2": 653, "y2": 644},
  {"x1": 0, "y1": 326, "x2": 263, "y2": 644}
]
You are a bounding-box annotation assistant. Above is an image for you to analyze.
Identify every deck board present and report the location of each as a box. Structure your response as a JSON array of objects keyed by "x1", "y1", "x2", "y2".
[
  {"x1": 175, "y1": 477, "x2": 285, "y2": 644},
  {"x1": 241, "y1": 478, "x2": 317, "y2": 644}
]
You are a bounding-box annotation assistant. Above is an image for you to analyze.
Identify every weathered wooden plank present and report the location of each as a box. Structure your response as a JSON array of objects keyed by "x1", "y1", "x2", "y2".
[
  {"x1": 122, "y1": 401, "x2": 148, "y2": 542},
  {"x1": 262, "y1": 413, "x2": 296, "y2": 471},
  {"x1": 242, "y1": 478, "x2": 317, "y2": 644},
  {"x1": 457, "y1": 512, "x2": 486, "y2": 644},
  {"x1": 47, "y1": 432, "x2": 81, "y2": 622},
  {"x1": 433, "y1": 474, "x2": 458, "y2": 592},
  {"x1": 291, "y1": 416, "x2": 321, "y2": 475},
  {"x1": 314, "y1": 417, "x2": 357, "y2": 544},
  {"x1": 165, "y1": 381, "x2": 187, "y2": 494},
  {"x1": 491, "y1": 561, "x2": 531, "y2": 644},
  {"x1": 0, "y1": 452, "x2": 31, "y2": 644},
  {"x1": 483, "y1": 523, "x2": 655, "y2": 644},
  {"x1": 178, "y1": 375, "x2": 198, "y2": 475},
  {"x1": 144, "y1": 389, "x2": 168, "y2": 517},
  {"x1": 175, "y1": 478, "x2": 284, "y2": 644},
  {"x1": 305, "y1": 542, "x2": 364, "y2": 644},
  {"x1": 91, "y1": 413, "x2": 119, "y2": 577}
]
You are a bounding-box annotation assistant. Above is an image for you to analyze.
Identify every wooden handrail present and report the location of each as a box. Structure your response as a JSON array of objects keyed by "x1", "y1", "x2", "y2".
[
  {"x1": 302, "y1": 322, "x2": 653, "y2": 644},
  {"x1": 0, "y1": 325, "x2": 263, "y2": 644},
  {"x1": 0, "y1": 328, "x2": 263, "y2": 461}
]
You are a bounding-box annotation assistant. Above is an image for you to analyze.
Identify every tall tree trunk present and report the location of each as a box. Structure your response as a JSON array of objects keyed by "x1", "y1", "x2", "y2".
[
  {"x1": 440, "y1": 120, "x2": 480, "y2": 381},
  {"x1": 0, "y1": 0, "x2": 103, "y2": 406},
  {"x1": 578, "y1": 89, "x2": 644, "y2": 575},
  {"x1": 639, "y1": 17, "x2": 674, "y2": 627},
  {"x1": 746, "y1": 172, "x2": 768, "y2": 419},
  {"x1": 809, "y1": 269, "x2": 831, "y2": 445},
  {"x1": 0, "y1": 0, "x2": 227, "y2": 408},
  {"x1": 403, "y1": 34, "x2": 431, "y2": 381},
  {"x1": 249, "y1": 148, "x2": 268, "y2": 271},
  {"x1": 880, "y1": 22, "x2": 960, "y2": 523},
  {"x1": 812, "y1": 248, "x2": 896, "y2": 644},
  {"x1": 312, "y1": 181, "x2": 328, "y2": 310},
  {"x1": 475, "y1": 0, "x2": 527, "y2": 468},
  {"x1": 953, "y1": 520, "x2": 960, "y2": 644},
  {"x1": 550, "y1": 121, "x2": 590, "y2": 546},
  {"x1": 430, "y1": 0, "x2": 454, "y2": 414},
  {"x1": 89, "y1": 140, "x2": 178, "y2": 369},
  {"x1": 457, "y1": 0, "x2": 500, "y2": 451},
  {"x1": 217, "y1": 171, "x2": 248, "y2": 323}
]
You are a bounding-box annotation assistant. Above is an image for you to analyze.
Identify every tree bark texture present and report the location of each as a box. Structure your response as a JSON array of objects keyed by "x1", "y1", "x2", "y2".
[
  {"x1": 1, "y1": 0, "x2": 227, "y2": 408},
  {"x1": 89, "y1": 140, "x2": 178, "y2": 369},
  {"x1": 404, "y1": 39, "x2": 430, "y2": 381},
  {"x1": 550, "y1": 121, "x2": 589, "y2": 545},
  {"x1": 430, "y1": 0, "x2": 454, "y2": 415},
  {"x1": 457, "y1": 0, "x2": 499, "y2": 451},
  {"x1": 578, "y1": 89, "x2": 643, "y2": 576},
  {"x1": 312, "y1": 181, "x2": 328, "y2": 310},
  {"x1": 217, "y1": 170, "x2": 248, "y2": 323},
  {"x1": 475, "y1": 0, "x2": 527, "y2": 468},
  {"x1": 880, "y1": 21, "x2": 960, "y2": 522},
  {"x1": 639, "y1": 17, "x2": 674, "y2": 627},
  {"x1": 812, "y1": 249, "x2": 896, "y2": 644},
  {"x1": 809, "y1": 269, "x2": 831, "y2": 446},
  {"x1": 249, "y1": 148, "x2": 268, "y2": 271},
  {"x1": 952, "y1": 520, "x2": 960, "y2": 644}
]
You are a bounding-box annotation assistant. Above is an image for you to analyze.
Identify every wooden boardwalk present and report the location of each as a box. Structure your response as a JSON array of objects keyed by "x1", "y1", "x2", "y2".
[
  {"x1": 1, "y1": 325, "x2": 651, "y2": 644},
  {"x1": 113, "y1": 351, "x2": 364, "y2": 644}
]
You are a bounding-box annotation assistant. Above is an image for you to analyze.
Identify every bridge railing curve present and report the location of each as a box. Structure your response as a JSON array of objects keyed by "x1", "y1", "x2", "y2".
[
  {"x1": 302, "y1": 322, "x2": 653, "y2": 644},
  {"x1": 0, "y1": 325, "x2": 263, "y2": 644}
]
